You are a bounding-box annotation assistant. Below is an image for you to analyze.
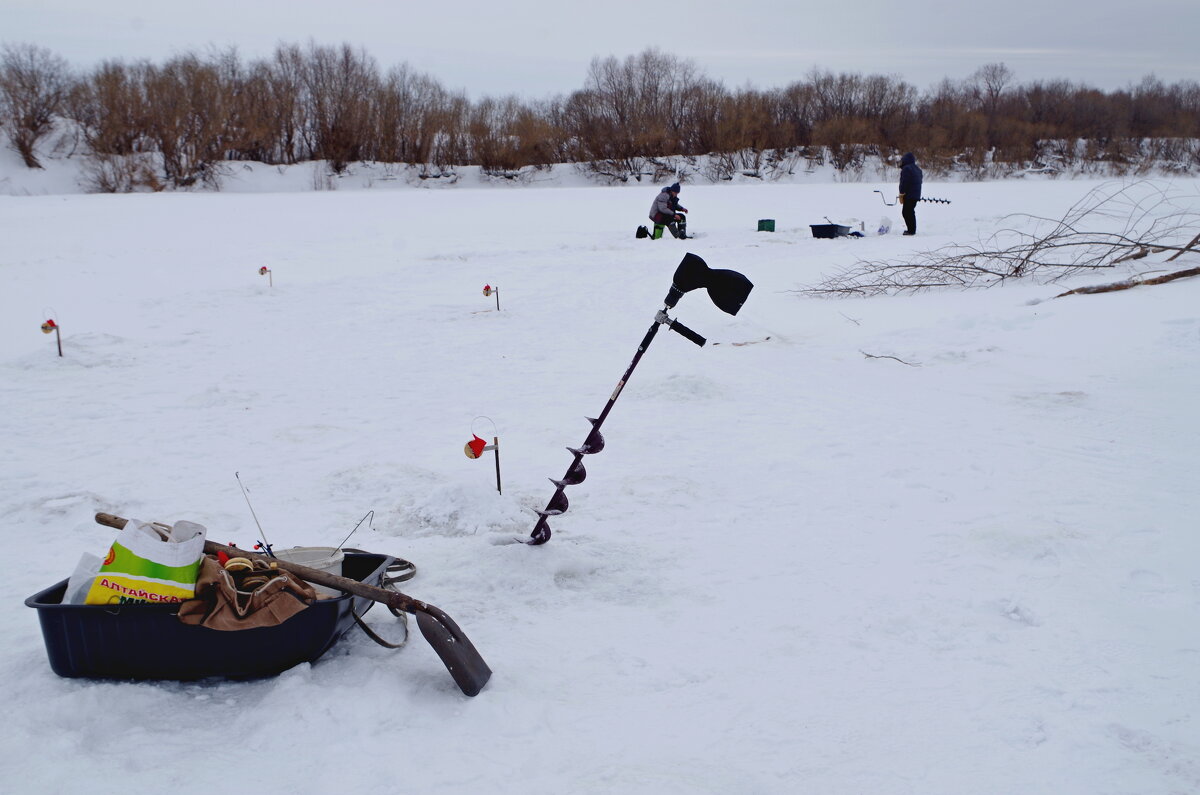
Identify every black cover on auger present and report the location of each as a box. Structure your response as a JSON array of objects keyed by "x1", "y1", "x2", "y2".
[{"x1": 665, "y1": 252, "x2": 753, "y2": 315}]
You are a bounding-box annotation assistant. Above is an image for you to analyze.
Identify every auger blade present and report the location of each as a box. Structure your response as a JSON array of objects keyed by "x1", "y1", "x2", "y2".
[
  {"x1": 581, "y1": 427, "x2": 605, "y2": 454},
  {"x1": 537, "y1": 488, "x2": 569, "y2": 516},
  {"x1": 551, "y1": 458, "x2": 587, "y2": 487},
  {"x1": 528, "y1": 517, "x2": 551, "y2": 545},
  {"x1": 568, "y1": 439, "x2": 603, "y2": 457}
]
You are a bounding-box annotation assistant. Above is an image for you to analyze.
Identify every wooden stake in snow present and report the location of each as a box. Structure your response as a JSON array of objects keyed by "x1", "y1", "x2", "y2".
[
  {"x1": 41, "y1": 318, "x2": 62, "y2": 357},
  {"x1": 259, "y1": 266, "x2": 273, "y2": 287}
]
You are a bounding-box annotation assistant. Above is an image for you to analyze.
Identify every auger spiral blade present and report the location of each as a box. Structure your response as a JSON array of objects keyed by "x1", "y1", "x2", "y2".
[
  {"x1": 537, "y1": 488, "x2": 569, "y2": 517},
  {"x1": 551, "y1": 457, "x2": 587, "y2": 487},
  {"x1": 581, "y1": 423, "x2": 605, "y2": 454},
  {"x1": 528, "y1": 516, "x2": 552, "y2": 545}
]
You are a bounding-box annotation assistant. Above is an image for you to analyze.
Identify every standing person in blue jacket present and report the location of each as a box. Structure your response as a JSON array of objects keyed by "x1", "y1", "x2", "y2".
[
  {"x1": 898, "y1": 152, "x2": 923, "y2": 235},
  {"x1": 649, "y1": 182, "x2": 688, "y2": 239}
]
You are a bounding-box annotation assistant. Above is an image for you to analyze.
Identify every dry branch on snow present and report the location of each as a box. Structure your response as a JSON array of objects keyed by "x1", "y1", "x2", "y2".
[{"x1": 1054, "y1": 266, "x2": 1200, "y2": 297}]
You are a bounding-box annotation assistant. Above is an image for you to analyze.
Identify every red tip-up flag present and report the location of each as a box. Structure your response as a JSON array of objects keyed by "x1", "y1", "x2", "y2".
[{"x1": 465, "y1": 434, "x2": 488, "y2": 459}]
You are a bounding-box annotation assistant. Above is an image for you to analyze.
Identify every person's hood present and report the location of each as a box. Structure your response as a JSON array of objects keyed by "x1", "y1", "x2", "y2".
[{"x1": 900, "y1": 152, "x2": 916, "y2": 167}]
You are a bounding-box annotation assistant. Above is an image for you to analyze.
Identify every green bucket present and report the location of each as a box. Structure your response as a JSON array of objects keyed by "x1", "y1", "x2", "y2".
[{"x1": 757, "y1": 219, "x2": 775, "y2": 232}]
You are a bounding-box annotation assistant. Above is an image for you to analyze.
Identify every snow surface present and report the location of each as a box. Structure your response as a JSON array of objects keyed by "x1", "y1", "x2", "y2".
[{"x1": 1, "y1": 151, "x2": 1198, "y2": 794}]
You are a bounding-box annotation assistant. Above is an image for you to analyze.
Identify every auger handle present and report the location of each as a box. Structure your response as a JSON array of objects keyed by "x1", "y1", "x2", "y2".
[{"x1": 666, "y1": 318, "x2": 706, "y2": 347}]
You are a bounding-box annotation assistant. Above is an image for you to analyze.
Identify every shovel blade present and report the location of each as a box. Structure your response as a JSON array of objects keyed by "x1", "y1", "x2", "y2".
[{"x1": 415, "y1": 609, "x2": 492, "y2": 697}]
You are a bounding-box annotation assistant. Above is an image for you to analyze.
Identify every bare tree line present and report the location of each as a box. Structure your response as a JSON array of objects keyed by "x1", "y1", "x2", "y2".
[{"x1": 2, "y1": 41, "x2": 1199, "y2": 190}]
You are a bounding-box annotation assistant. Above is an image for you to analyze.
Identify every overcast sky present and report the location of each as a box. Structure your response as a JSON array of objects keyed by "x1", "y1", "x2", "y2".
[{"x1": 4, "y1": 0, "x2": 1197, "y2": 97}]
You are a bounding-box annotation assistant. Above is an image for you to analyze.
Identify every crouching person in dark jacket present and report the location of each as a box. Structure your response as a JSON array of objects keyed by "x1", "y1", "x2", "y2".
[
  {"x1": 898, "y1": 152, "x2": 923, "y2": 235},
  {"x1": 649, "y1": 182, "x2": 688, "y2": 239}
]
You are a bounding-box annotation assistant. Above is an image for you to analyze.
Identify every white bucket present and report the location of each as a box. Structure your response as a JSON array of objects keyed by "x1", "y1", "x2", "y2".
[{"x1": 272, "y1": 546, "x2": 345, "y2": 598}]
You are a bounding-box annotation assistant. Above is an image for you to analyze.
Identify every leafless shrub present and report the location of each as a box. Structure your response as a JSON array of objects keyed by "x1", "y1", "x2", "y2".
[
  {"x1": 468, "y1": 95, "x2": 532, "y2": 174},
  {"x1": 141, "y1": 52, "x2": 233, "y2": 188},
  {"x1": 764, "y1": 147, "x2": 805, "y2": 177},
  {"x1": 300, "y1": 43, "x2": 379, "y2": 173},
  {"x1": 564, "y1": 49, "x2": 708, "y2": 182},
  {"x1": 310, "y1": 161, "x2": 336, "y2": 190},
  {"x1": 66, "y1": 59, "x2": 150, "y2": 158},
  {"x1": 264, "y1": 44, "x2": 310, "y2": 164},
  {"x1": 801, "y1": 181, "x2": 1200, "y2": 296},
  {"x1": 80, "y1": 152, "x2": 163, "y2": 193},
  {"x1": 699, "y1": 89, "x2": 795, "y2": 180},
  {"x1": 814, "y1": 117, "x2": 878, "y2": 172},
  {"x1": 703, "y1": 149, "x2": 761, "y2": 181},
  {"x1": 223, "y1": 51, "x2": 299, "y2": 165},
  {"x1": 374, "y1": 64, "x2": 444, "y2": 165},
  {"x1": 427, "y1": 94, "x2": 470, "y2": 172},
  {"x1": 483, "y1": 97, "x2": 564, "y2": 171},
  {"x1": 571, "y1": 152, "x2": 651, "y2": 183},
  {"x1": 0, "y1": 43, "x2": 71, "y2": 168}
]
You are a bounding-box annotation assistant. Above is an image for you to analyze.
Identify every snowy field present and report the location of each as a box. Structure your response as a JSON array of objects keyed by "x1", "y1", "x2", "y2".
[{"x1": 1, "y1": 159, "x2": 1198, "y2": 794}]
